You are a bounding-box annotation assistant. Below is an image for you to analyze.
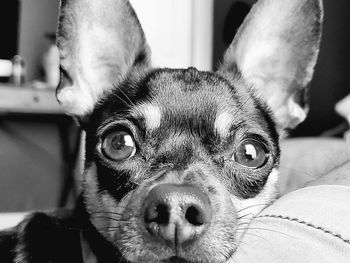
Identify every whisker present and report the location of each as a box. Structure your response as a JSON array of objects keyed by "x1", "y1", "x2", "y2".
[
  {"x1": 91, "y1": 211, "x2": 123, "y2": 215},
  {"x1": 113, "y1": 83, "x2": 135, "y2": 107},
  {"x1": 236, "y1": 231, "x2": 272, "y2": 244},
  {"x1": 90, "y1": 208, "x2": 136, "y2": 216},
  {"x1": 231, "y1": 96, "x2": 252, "y2": 124},
  {"x1": 237, "y1": 212, "x2": 255, "y2": 220},
  {"x1": 237, "y1": 221, "x2": 250, "y2": 227},
  {"x1": 97, "y1": 227, "x2": 121, "y2": 232},
  {"x1": 92, "y1": 215, "x2": 128, "y2": 222},
  {"x1": 112, "y1": 91, "x2": 132, "y2": 107},
  {"x1": 238, "y1": 227, "x2": 296, "y2": 239},
  {"x1": 236, "y1": 203, "x2": 270, "y2": 214},
  {"x1": 235, "y1": 242, "x2": 249, "y2": 259}
]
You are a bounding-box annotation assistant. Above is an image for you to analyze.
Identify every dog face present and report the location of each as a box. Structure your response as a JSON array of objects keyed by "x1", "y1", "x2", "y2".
[
  {"x1": 56, "y1": 0, "x2": 323, "y2": 262},
  {"x1": 81, "y1": 68, "x2": 281, "y2": 262}
]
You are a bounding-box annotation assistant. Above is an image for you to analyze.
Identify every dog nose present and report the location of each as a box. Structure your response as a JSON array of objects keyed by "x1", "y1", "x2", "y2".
[{"x1": 143, "y1": 184, "x2": 212, "y2": 247}]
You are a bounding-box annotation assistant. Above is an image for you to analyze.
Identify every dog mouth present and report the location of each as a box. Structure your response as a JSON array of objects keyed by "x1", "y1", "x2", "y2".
[
  {"x1": 161, "y1": 252, "x2": 236, "y2": 263},
  {"x1": 163, "y1": 256, "x2": 193, "y2": 263},
  {"x1": 157, "y1": 245, "x2": 238, "y2": 263}
]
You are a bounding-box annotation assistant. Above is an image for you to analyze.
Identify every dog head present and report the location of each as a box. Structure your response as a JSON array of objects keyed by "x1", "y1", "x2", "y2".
[{"x1": 56, "y1": 0, "x2": 323, "y2": 262}]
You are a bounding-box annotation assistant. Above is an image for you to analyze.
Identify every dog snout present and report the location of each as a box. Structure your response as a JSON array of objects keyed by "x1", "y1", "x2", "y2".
[{"x1": 143, "y1": 184, "x2": 212, "y2": 247}]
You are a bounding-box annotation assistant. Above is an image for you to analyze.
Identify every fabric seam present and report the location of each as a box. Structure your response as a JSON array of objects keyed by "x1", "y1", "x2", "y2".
[{"x1": 257, "y1": 214, "x2": 350, "y2": 245}]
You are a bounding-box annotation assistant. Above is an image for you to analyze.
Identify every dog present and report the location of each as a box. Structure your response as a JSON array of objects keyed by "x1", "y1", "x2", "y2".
[{"x1": 0, "y1": 0, "x2": 323, "y2": 262}]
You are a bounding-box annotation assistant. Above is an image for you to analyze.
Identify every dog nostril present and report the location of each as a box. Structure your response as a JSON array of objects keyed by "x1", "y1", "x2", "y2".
[
  {"x1": 185, "y1": 205, "x2": 205, "y2": 226},
  {"x1": 145, "y1": 203, "x2": 169, "y2": 225},
  {"x1": 155, "y1": 204, "x2": 169, "y2": 224}
]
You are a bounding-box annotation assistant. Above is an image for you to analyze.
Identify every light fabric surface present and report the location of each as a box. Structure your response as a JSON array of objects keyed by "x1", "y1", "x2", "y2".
[
  {"x1": 278, "y1": 138, "x2": 350, "y2": 194},
  {"x1": 232, "y1": 185, "x2": 350, "y2": 262}
]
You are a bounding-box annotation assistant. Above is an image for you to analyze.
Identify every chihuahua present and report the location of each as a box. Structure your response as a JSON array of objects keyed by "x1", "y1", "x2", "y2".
[{"x1": 0, "y1": 0, "x2": 323, "y2": 262}]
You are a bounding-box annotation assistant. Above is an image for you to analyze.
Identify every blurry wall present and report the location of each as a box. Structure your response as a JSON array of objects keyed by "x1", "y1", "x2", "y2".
[
  {"x1": 19, "y1": 0, "x2": 59, "y2": 81},
  {"x1": 213, "y1": 0, "x2": 350, "y2": 136},
  {"x1": 130, "y1": 0, "x2": 213, "y2": 70}
]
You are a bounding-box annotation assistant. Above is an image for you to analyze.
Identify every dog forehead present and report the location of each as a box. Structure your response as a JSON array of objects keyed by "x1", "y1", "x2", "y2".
[
  {"x1": 130, "y1": 68, "x2": 245, "y2": 132},
  {"x1": 147, "y1": 69, "x2": 240, "y2": 113},
  {"x1": 97, "y1": 67, "x2": 264, "y2": 138}
]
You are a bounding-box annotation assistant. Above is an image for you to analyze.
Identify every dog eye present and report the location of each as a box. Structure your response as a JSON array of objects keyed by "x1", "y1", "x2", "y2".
[
  {"x1": 233, "y1": 139, "x2": 268, "y2": 168},
  {"x1": 102, "y1": 131, "x2": 136, "y2": 161}
]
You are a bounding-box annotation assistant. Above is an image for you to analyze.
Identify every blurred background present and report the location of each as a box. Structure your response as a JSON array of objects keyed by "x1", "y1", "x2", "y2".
[{"x1": 0, "y1": 0, "x2": 349, "y2": 213}]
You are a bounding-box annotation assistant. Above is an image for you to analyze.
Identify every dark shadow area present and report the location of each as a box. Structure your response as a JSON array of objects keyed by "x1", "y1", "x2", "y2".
[
  {"x1": 223, "y1": 1, "x2": 251, "y2": 46},
  {"x1": 0, "y1": 0, "x2": 20, "y2": 83},
  {"x1": 0, "y1": 0, "x2": 20, "y2": 60}
]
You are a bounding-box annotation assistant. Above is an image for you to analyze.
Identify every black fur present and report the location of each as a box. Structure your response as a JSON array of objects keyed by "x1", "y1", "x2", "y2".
[{"x1": 0, "y1": 201, "x2": 129, "y2": 263}]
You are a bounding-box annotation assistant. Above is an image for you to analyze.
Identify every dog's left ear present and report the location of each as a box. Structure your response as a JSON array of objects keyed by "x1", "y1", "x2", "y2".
[
  {"x1": 56, "y1": 0, "x2": 150, "y2": 117},
  {"x1": 219, "y1": 0, "x2": 323, "y2": 130}
]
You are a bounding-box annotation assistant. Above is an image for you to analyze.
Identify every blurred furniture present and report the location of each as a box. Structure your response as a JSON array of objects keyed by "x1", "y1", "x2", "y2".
[
  {"x1": 0, "y1": 84, "x2": 61, "y2": 114},
  {"x1": 279, "y1": 137, "x2": 350, "y2": 195},
  {"x1": 0, "y1": 84, "x2": 80, "y2": 207}
]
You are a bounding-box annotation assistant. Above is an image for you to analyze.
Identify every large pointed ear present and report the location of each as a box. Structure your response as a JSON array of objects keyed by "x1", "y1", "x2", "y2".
[
  {"x1": 56, "y1": 0, "x2": 150, "y2": 116},
  {"x1": 219, "y1": 0, "x2": 323, "y2": 130}
]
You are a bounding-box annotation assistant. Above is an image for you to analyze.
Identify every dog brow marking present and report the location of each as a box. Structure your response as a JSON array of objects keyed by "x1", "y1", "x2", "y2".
[
  {"x1": 135, "y1": 103, "x2": 162, "y2": 131},
  {"x1": 214, "y1": 110, "x2": 234, "y2": 138}
]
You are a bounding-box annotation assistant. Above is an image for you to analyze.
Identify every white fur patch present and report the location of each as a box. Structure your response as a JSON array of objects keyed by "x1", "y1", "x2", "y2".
[
  {"x1": 56, "y1": 86, "x2": 95, "y2": 116},
  {"x1": 232, "y1": 169, "x2": 279, "y2": 223},
  {"x1": 133, "y1": 103, "x2": 162, "y2": 131},
  {"x1": 214, "y1": 110, "x2": 233, "y2": 138}
]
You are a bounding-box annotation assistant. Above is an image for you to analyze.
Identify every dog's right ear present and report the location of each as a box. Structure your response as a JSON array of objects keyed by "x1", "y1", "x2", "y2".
[
  {"x1": 56, "y1": 0, "x2": 150, "y2": 117},
  {"x1": 219, "y1": 0, "x2": 323, "y2": 131}
]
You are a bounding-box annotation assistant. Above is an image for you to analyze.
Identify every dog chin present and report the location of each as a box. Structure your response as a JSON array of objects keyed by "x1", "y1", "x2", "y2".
[
  {"x1": 125, "y1": 256, "x2": 230, "y2": 263},
  {"x1": 115, "y1": 230, "x2": 239, "y2": 263}
]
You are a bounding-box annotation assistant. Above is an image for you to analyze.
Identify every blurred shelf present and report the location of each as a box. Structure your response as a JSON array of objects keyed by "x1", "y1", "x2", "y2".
[
  {"x1": 0, "y1": 83, "x2": 78, "y2": 208},
  {"x1": 0, "y1": 83, "x2": 64, "y2": 115}
]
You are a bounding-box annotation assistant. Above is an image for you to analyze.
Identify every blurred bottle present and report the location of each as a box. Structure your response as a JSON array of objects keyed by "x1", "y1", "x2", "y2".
[
  {"x1": 42, "y1": 33, "x2": 60, "y2": 88},
  {"x1": 10, "y1": 55, "x2": 26, "y2": 85}
]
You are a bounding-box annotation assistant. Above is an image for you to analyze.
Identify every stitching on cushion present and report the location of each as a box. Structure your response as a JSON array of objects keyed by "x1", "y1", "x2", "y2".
[{"x1": 257, "y1": 214, "x2": 350, "y2": 245}]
